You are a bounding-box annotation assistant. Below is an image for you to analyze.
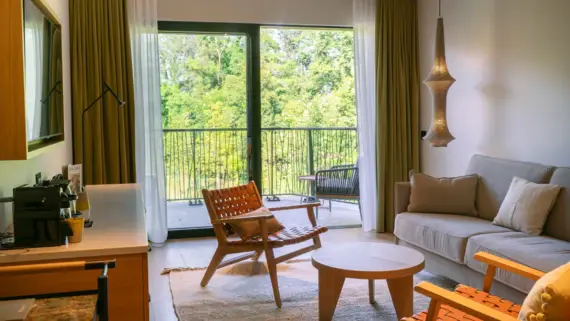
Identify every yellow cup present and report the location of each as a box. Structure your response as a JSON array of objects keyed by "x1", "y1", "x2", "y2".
[{"x1": 67, "y1": 217, "x2": 85, "y2": 243}]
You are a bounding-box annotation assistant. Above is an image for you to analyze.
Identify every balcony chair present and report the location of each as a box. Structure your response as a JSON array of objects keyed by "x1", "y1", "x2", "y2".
[
  {"x1": 201, "y1": 181, "x2": 328, "y2": 308},
  {"x1": 403, "y1": 252, "x2": 546, "y2": 321},
  {"x1": 315, "y1": 162, "x2": 360, "y2": 219}
]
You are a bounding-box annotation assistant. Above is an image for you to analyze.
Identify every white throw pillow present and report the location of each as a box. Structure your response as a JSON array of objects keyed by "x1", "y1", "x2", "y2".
[{"x1": 493, "y1": 177, "x2": 561, "y2": 235}]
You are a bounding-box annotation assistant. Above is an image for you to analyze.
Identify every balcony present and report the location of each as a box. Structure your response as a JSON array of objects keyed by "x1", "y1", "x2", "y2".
[{"x1": 163, "y1": 127, "x2": 361, "y2": 230}]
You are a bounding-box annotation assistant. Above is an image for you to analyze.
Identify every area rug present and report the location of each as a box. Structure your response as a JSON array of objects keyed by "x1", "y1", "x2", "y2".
[{"x1": 169, "y1": 260, "x2": 457, "y2": 320}]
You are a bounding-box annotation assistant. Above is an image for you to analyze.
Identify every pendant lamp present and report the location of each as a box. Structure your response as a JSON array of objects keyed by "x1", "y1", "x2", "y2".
[{"x1": 424, "y1": 0, "x2": 455, "y2": 147}]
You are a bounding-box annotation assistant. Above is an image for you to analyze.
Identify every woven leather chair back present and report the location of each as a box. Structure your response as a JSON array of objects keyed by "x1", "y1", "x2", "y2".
[{"x1": 202, "y1": 181, "x2": 263, "y2": 222}]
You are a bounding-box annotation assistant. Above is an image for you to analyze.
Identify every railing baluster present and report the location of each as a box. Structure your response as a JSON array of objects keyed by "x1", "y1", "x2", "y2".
[
  {"x1": 191, "y1": 131, "x2": 197, "y2": 200},
  {"x1": 307, "y1": 129, "x2": 314, "y2": 175}
]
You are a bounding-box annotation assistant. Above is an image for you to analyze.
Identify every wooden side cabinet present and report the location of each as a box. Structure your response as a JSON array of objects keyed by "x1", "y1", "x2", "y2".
[
  {"x1": 0, "y1": 253, "x2": 150, "y2": 321},
  {"x1": 0, "y1": 0, "x2": 65, "y2": 160}
]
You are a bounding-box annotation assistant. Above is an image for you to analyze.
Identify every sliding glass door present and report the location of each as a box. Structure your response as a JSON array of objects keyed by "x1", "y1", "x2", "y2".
[
  {"x1": 158, "y1": 22, "x2": 359, "y2": 238},
  {"x1": 259, "y1": 27, "x2": 360, "y2": 228},
  {"x1": 158, "y1": 23, "x2": 260, "y2": 235}
]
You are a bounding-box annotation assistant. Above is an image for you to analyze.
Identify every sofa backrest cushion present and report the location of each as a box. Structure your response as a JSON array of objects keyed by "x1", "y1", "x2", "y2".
[
  {"x1": 544, "y1": 167, "x2": 570, "y2": 241},
  {"x1": 465, "y1": 155, "x2": 555, "y2": 221}
]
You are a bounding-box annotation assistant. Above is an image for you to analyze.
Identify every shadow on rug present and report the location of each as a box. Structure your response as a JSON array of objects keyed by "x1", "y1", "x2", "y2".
[{"x1": 169, "y1": 260, "x2": 457, "y2": 320}]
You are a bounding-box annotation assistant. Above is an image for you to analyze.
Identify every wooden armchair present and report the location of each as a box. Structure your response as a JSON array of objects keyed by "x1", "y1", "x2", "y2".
[
  {"x1": 201, "y1": 181, "x2": 328, "y2": 308},
  {"x1": 404, "y1": 252, "x2": 545, "y2": 321}
]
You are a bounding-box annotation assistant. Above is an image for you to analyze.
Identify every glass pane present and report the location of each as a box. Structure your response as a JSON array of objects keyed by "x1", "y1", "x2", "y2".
[
  {"x1": 260, "y1": 27, "x2": 360, "y2": 228},
  {"x1": 159, "y1": 33, "x2": 248, "y2": 230}
]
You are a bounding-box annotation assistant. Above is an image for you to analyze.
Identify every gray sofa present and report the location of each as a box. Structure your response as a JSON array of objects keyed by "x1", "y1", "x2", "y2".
[{"x1": 394, "y1": 155, "x2": 570, "y2": 303}]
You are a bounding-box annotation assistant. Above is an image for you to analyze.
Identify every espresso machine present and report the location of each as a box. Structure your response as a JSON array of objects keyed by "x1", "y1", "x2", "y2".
[{"x1": 12, "y1": 179, "x2": 75, "y2": 247}]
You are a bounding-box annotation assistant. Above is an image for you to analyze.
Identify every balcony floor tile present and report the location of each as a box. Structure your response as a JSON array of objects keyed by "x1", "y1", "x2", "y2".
[{"x1": 167, "y1": 195, "x2": 361, "y2": 230}]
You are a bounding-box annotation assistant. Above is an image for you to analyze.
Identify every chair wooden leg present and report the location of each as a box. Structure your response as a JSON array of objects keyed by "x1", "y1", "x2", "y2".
[
  {"x1": 252, "y1": 249, "x2": 264, "y2": 262},
  {"x1": 265, "y1": 247, "x2": 282, "y2": 308},
  {"x1": 426, "y1": 299, "x2": 441, "y2": 321},
  {"x1": 200, "y1": 247, "x2": 226, "y2": 287},
  {"x1": 313, "y1": 234, "x2": 322, "y2": 249}
]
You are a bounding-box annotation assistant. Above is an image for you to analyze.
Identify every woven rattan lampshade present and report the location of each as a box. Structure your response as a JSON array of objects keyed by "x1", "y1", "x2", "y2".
[{"x1": 424, "y1": 12, "x2": 455, "y2": 147}]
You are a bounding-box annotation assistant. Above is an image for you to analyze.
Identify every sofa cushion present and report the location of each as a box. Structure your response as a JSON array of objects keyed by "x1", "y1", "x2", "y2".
[
  {"x1": 493, "y1": 177, "x2": 561, "y2": 235},
  {"x1": 394, "y1": 213, "x2": 512, "y2": 264},
  {"x1": 408, "y1": 171, "x2": 478, "y2": 216},
  {"x1": 465, "y1": 232, "x2": 570, "y2": 293},
  {"x1": 465, "y1": 155, "x2": 555, "y2": 221},
  {"x1": 544, "y1": 167, "x2": 570, "y2": 241}
]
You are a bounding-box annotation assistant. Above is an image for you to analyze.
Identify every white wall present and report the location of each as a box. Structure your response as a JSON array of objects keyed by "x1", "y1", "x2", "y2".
[
  {"x1": 419, "y1": 0, "x2": 570, "y2": 176},
  {"x1": 0, "y1": 0, "x2": 72, "y2": 231},
  {"x1": 158, "y1": 0, "x2": 353, "y2": 26}
]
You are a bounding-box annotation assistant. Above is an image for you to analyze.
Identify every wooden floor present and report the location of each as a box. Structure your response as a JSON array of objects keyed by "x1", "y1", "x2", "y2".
[{"x1": 147, "y1": 228, "x2": 395, "y2": 321}]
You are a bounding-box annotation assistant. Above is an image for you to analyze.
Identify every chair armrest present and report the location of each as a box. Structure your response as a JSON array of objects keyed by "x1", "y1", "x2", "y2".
[
  {"x1": 414, "y1": 282, "x2": 519, "y2": 321},
  {"x1": 394, "y1": 182, "x2": 411, "y2": 215},
  {"x1": 212, "y1": 212, "x2": 274, "y2": 224},
  {"x1": 268, "y1": 203, "x2": 321, "y2": 212},
  {"x1": 474, "y1": 252, "x2": 545, "y2": 281},
  {"x1": 330, "y1": 164, "x2": 354, "y2": 170},
  {"x1": 316, "y1": 167, "x2": 357, "y2": 176}
]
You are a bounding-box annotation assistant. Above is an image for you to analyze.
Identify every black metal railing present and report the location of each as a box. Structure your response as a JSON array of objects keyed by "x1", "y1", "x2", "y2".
[{"x1": 163, "y1": 128, "x2": 358, "y2": 201}]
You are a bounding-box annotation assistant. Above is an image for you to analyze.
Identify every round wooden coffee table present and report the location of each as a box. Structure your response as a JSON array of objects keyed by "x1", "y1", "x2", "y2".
[{"x1": 311, "y1": 242, "x2": 425, "y2": 320}]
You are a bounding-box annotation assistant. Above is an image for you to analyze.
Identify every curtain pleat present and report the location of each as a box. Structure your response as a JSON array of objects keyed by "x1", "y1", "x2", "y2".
[
  {"x1": 353, "y1": 0, "x2": 378, "y2": 232},
  {"x1": 128, "y1": 0, "x2": 168, "y2": 244},
  {"x1": 70, "y1": 0, "x2": 136, "y2": 185},
  {"x1": 376, "y1": 0, "x2": 420, "y2": 232}
]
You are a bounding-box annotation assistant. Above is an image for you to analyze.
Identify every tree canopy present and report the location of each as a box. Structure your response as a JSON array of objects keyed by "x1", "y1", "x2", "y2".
[
  {"x1": 159, "y1": 27, "x2": 356, "y2": 129},
  {"x1": 159, "y1": 27, "x2": 357, "y2": 199}
]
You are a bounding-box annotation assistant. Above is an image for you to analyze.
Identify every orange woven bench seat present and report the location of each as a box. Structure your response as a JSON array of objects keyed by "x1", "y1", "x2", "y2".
[
  {"x1": 403, "y1": 285, "x2": 521, "y2": 321},
  {"x1": 227, "y1": 225, "x2": 329, "y2": 248}
]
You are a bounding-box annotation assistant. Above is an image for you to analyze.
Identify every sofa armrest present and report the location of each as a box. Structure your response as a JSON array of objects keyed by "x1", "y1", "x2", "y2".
[{"x1": 394, "y1": 182, "x2": 411, "y2": 215}]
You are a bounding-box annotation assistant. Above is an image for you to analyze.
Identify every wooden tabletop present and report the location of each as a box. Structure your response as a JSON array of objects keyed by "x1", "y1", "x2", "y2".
[{"x1": 311, "y1": 242, "x2": 425, "y2": 280}]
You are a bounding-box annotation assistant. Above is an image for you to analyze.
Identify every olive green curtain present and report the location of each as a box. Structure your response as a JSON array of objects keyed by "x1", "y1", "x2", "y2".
[
  {"x1": 48, "y1": 27, "x2": 63, "y2": 136},
  {"x1": 376, "y1": 0, "x2": 421, "y2": 232},
  {"x1": 70, "y1": 0, "x2": 136, "y2": 185}
]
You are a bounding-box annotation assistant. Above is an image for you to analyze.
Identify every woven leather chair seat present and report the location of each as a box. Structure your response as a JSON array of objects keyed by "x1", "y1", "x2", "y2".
[
  {"x1": 227, "y1": 225, "x2": 329, "y2": 248},
  {"x1": 403, "y1": 285, "x2": 521, "y2": 321}
]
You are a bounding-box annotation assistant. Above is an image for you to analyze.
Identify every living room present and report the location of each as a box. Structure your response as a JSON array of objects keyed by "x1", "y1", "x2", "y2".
[{"x1": 0, "y1": 0, "x2": 569, "y2": 320}]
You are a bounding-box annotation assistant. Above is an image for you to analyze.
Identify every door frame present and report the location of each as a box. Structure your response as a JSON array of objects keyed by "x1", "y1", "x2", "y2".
[
  {"x1": 159, "y1": 22, "x2": 357, "y2": 239},
  {"x1": 158, "y1": 22, "x2": 261, "y2": 238}
]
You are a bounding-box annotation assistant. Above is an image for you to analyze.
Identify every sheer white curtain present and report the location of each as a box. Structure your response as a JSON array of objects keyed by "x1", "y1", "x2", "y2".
[
  {"x1": 23, "y1": 0, "x2": 45, "y2": 141},
  {"x1": 354, "y1": 0, "x2": 378, "y2": 232},
  {"x1": 129, "y1": 0, "x2": 168, "y2": 244}
]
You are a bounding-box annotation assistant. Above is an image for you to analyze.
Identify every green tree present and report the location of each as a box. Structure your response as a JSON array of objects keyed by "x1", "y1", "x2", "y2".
[{"x1": 159, "y1": 28, "x2": 357, "y2": 198}]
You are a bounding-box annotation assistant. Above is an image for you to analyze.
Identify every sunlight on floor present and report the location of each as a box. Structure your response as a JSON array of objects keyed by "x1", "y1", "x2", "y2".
[{"x1": 167, "y1": 195, "x2": 361, "y2": 230}]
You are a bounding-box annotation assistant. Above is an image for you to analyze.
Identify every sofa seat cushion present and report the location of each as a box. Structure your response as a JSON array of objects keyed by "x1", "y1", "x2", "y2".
[
  {"x1": 465, "y1": 232, "x2": 570, "y2": 293},
  {"x1": 394, "y1": 213, "x2": 512, "y2": 264}
]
